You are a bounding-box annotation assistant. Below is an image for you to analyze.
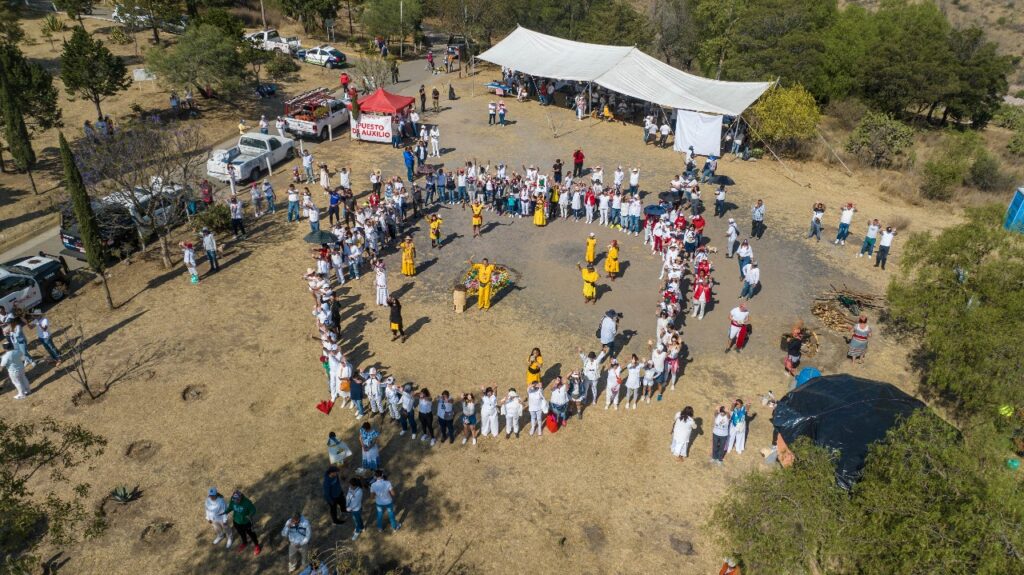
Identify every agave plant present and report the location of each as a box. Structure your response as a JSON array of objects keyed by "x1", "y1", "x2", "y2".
[
  {"x1": 41, "y1": 14, "x2": 66, "y2": 34},
  {"x1": 109, "y1": 485, "x2": 142, "y2": 505}
]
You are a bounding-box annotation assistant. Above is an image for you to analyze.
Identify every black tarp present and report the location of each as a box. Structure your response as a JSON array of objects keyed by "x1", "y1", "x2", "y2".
[{"x1": 772, "y1": 374, "x2": 926, "y2": 488}]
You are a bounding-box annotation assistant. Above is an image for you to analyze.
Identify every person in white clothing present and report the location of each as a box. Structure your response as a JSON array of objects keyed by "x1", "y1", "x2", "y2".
[
  {"x1": 726, "y1": 303, "x2": 750, "y2": 353},
  {"x1": 373, "y1": 259, "x2": 389, "y2": 306},
  {"x1": 739, "y1": 262, "x2": 760, "y2": 301},
  {"x1": 499, "y1": 389, "x2": 523, "y2": 438},
  {"x1": 524, "y1": 381, "x2": 545, "y2": 435},
  {"x1": 365, "y1": 368, "x2": 384, "y2": 415},
  {"x1": 725, "y1": 218, "x2": 739, "y2": 258},
  {"x1": 835, "y1": 202, "x2": 856, "y2": 245},
  {"x1": 180, "y1": 241, "x2": 198, "y2": 282},
  {"x1": 670, "y1": 407, "x2": 697, "y2": 459},
  {"x1": 479, "y1": 387, "x2": 500, "y2": 437},
  {"x1": 622, "y1": 354, "x2": 643, "y2": 409},
  {"x1": 429, "y1": 125, "x2": 440, "y2": 157},
  {"x1": 282, "y1": 513, "x2": 312, "y2": 572},
  {"x1": 604, "y1": 358, "x2": 622, "y2": 410},
  {"x1": 274, "y1": 116, "x2": 286, "y2": 136},
  {"x1": 327, "y1": 431, "x2": 352, "y2": 465},
  {"x1": 326, "y1": 348, "x2": 343, "y2": 402},
  {"x1": 598, "y1": 192, "x2": 610, "y2": 226},
  {"x1": 578, "y1": 346, "x2": 607, "y2": 404},
  {"x1": 205, "y1": 488, "x2": 232, "y2": 547},
  {"x1": 2, "y1": 342, "x2": 30, "y2": 399}
]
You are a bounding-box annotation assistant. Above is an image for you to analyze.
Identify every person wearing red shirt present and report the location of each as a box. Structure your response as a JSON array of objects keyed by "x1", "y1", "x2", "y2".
[
  {"x1": 340, "y1": 72, "x2": 350, "y2": 92},
  {"x1": 572, "y1": 149, "x2": 585, "y2": 177},
  {"x1": 691, "y1": 213, "x2": 706, "y2": 242},
  {"x1": 584, "y1": 188, "x2": 597, "y2": 224}
]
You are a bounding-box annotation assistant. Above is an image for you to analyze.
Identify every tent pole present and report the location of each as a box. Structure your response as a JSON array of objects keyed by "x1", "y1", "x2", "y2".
[{"x1": 588, "y1": 82, "x2": 592, "y2": 118}]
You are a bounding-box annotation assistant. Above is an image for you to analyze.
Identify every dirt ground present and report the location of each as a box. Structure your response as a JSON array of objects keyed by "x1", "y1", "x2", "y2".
[{"x1": 5, "y1": 65, "x2": 945, "y2": 575}]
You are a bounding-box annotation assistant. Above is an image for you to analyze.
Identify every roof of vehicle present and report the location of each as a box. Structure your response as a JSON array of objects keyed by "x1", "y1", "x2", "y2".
[{"x1": 5, "y1": 256, "x2": 58, "y2": 272}]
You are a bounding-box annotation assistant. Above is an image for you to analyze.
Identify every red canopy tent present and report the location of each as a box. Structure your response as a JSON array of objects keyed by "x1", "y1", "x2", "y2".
[{"x1": 357, "y1": 88, "x2": 415, "y2": 114}]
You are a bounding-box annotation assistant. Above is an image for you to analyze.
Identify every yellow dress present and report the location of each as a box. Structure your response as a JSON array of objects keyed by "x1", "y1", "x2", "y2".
[
  {"x1": 533, "y1": 200, "x2": 547, "y2": 227},
  {"x1": 581, "y1": 268, "x2": 598, "y2": 299},
  {"x1": 585, "y1": 238, "x2": 597, "y2": 264},
  {"x1": 604, "y1": 245, "x2": 619, "y2": 274},
  {"x1": 526, "y1": 355, "x2": 543, "y2": 385},
  {"x1": 429, "y1": 218, "x2": 443, "y2": 240},
  {"x1": 471, "y1": 204, "x2": 483, "y2": 226},
  {"x1": 551, "y1": 185, "x2": 560, "y2": 205},
  {"x1": 401, "y1": 240, "x2": 416, "y2": 276},
  {"x1": 474, "y1": 263, "x2": 495, "y2": 309}
]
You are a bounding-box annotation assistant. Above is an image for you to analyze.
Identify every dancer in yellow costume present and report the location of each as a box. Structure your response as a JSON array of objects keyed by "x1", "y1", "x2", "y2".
[
  {"x1": 471, "y1": 200, "x2": 484, "y2": 238},
  {"x1": 604, "y1": 239, "x2": 619, "y2": 281},
  {"x1": 577, "y1": 262, "x2": 599, "y2": 304},
  {"x1": 429, "y1": 214, "x2": 444, "y2": 249},
  {"x1": 467, "y1": 257, "x2": 495, "y2": 310},
  {"x1": 533, "y1": 194, "x2": 547, "y2": 227},
  {"x1": 585, "y1": 232, "x2": 596, "y2": 264},
  {"x1": 400, "y1": 236, "x2": 416, "y2": 276},
  {"x1": 526, "y1": 347, "x2": 543, "y2": 385}
]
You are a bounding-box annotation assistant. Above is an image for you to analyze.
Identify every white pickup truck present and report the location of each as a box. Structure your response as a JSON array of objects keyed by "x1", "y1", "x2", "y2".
[
  {"x1": 283, "y1": 88, "x2": 351, "y2": 141},
  {"x1": 245, "y1": 29, "x2": 300, "y2": 55},
  {"x1": 206, "y1": 133, "x2": 295, "y2": 183}
]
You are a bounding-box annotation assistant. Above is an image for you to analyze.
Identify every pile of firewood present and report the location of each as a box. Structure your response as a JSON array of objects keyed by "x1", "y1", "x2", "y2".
[{"x1": 812, "y1": 284, "x2": 884, "y2": 333}]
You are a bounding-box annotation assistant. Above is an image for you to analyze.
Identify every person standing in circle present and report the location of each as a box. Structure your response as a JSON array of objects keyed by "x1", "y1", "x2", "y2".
[
  {"x1": 585, "y1": 232, "x2": 597, "y2": 264},
  {"x1": 471, "y1": 199, "x2": 484, "y2": 238},
  {"x1": 461, "y1": 392, "x2": 479, "y2": 445},
  {"x1": 468, "y1": 258, "x2": 495, "y2": 310},
  {"x1": 400, "y1": 236, "x2": 416, "y2": 277},
  {"x1": 670, "y1": 406, "x2": 697, "y2": 461},
  {"x1": 387, "y1": 297, "x2": 405, "y2": 342},
  {"x1": 577, "y1": 263, "x2": 599, "y2": 304},
  {"x1": 604, "y1": 239, "x2": 620, "y2": 281},
  {"x1": 525, "y1": 348, "x2": 543, "y2": 386}
]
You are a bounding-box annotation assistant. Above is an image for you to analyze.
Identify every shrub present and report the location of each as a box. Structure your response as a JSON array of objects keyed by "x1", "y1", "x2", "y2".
[
  {"x1": 920, "y1": 157, "x2": 967, "y2": 200},
  {"x1": 109, "y1": 485, "x2": 142, "y2": 504},
  {"x1": 966, "y1": 150, "x2": 1014, "y2": 192},
  {"x1": 992, "y1": 104, "x2": 1024, "y2": 131},
  {"x1": 845, "y1": 112, "x2": 915, "y2": 168},
  {"x1": 826, "y1": 98, "x2": 868, "y2": 130},
  {"x1": 41, "y1": 14, "x2": 66, "y2": 34},
  {"x1": 108, "y1": 26, "x2": 133, "y2": 45},
  {"x1": 189, "y1": 203, "x2": 231, "y2": 233},
  {"x1": 749, "y1": 84, "x2": 821, "y2": 156},
  {"x1": 1008, "y1": 130, "x2": 1024, "y2": 157},
  {"x1": 266, "y1": 50, "x2": 300, "y2": 81}
]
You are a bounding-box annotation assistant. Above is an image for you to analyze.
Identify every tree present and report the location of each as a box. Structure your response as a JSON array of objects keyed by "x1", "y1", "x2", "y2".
[
  {"x1": 60, "y1": 27, "x2": 131, "y2": 121},
  {"x1": 60, "y1": 132, "x2": 113, "y2": 310},
  {"x1": 691, "y1": 0, "x2": 747, "y2": 79},
  {"x1": 362, "y1": 0, "x2": 422, "y2": 47},
  {"x1": 748, "y1": 84, "x2": 820, "y2": 155},
  {"x1": 844, "y1": 111, "x2": 914, "y2": 168},
  {"x1": 713, "y1": 438, "x2": 850, "y2": 574},
  {"x1": 648, "y1": 0, "x2": 696, "y2": 68},
  {"x1": 0, "y1": 63, "x2": 38, "y2": 194},
  {"x1": 0, "y1": 3, "x2": 25, "y2": 45},
  {"x1": 820, "y1": 4, "x2": 877, "y2": 103},
  {"x1": 940, "y1": 27, "x2": 1013, "y2": 128},
  {"x1": 146, "y1": 23, "x2": 247, "y2": 98},
  {"x1": 53, "y1": 0, "x2": 96, "y2": 24},
  {"x1": 192, "y1": 7, "x2": 244, "y2": 40},
  {"x1": 266, "y1": 50, "x2": 301, "y2": 82},
  {"x1": 0, "y1": 44, "x2": 63, "y2": 135},
  {"x1": 73, "y1": 120, "x2": 206, "y2": 269},
  {"x1": 575, "y1": 0, "x2": 650, "y2": 49},
  {"x1": 138, "y1": 0, "x2": 185, "y2": 44},
  {"x1": 60, "y1": 319, "x2": 160, "y2": 401},
  {"x1": 0, "y1": 417, "x2": 106, "y2": 573},
  {"x1": 278, "y1": 0, "x2": 341, "y2": 34},
  {"x1": 848, "y1": 412, "x2": 1024, "y2": 574},
  {"x1": 887, "y1": 205, "x2": 1024, "y2": 417}
]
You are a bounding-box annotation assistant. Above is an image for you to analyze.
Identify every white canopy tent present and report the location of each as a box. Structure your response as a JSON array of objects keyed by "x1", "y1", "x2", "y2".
[{"x1": 477, "y1": 26, "x2": 773, "y2": 117}]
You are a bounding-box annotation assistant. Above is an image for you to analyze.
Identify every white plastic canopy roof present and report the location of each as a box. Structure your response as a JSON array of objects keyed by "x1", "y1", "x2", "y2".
[{"x1": 478, "y1": 27, "x2": 773, "y2": 117}]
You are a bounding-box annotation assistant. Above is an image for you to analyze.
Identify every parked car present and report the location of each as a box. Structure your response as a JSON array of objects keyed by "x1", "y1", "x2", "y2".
[
  {"x1": 206, "y1": 133, "x2": 295, "y2": 183},
  {"x1": 245, "y1": 29, "x2": 301, "y2": 55},
  {"x1": 111, "y1": 4, "x2": 152, "y2": 29},
  {"x1": 301, "y1": 45, "x2": 346, "y2": 69},
  {"x1": 446, "y1": 34, "x2": 473, "y2": 58},
  {"x1": 0, "y1": 253, "x2": 69, "y2": 310},
  {"x1": 282, "y1": 88, "x2": 350, "y2": 141}
]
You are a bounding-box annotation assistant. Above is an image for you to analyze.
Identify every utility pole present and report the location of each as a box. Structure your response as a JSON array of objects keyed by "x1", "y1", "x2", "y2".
[
  {"x1": 259, "y1": 0, "x2": 267, "y2": 28},
  {"x1": 399, "y1": 0, "x2": 404, "y2": 58}
]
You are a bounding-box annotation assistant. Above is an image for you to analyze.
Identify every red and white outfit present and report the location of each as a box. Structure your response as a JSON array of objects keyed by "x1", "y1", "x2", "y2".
[
  {"x1": 728, "y1": 306, "x2": 750, "y2": 344},
  {"x1": 692, "y1": 281, "x2": 711, "y2": 320}
]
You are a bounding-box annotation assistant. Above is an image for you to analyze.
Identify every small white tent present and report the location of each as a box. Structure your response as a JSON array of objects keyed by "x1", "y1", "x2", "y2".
[{"x1": 477, "y1": 26, "x2": 772, "y2": 117}]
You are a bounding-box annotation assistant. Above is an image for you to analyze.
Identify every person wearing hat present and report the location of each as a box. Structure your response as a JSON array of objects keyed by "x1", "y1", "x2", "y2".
[
  {"x1": 180, "y1": 241, "x2": 198, "y2": 283},
  {"x1": 225, "y1": 490, "x2": 260, "y2": 555},
  {"x1": 429, "y1": 214, "x2": 444, "y2": 248},
  {"x1": 604, "y1": 357, "x2": 622, "y2": 410},
  {"x1": 499, "y1": 388, "x2": 523, "y2": 438},
  {"x1": 577, "y1": 262, "x2": 599, "y2": 304},
  {"x1": 281, "y1": 512, "x2": 312, "y2": 571},
  {"x1": 205, "y1": 488, "x2": 232, "y2": 547},
  {"x1": 725, "y1": 302, "x2": 751, "y2": 353},
  {"x1": 725, "y1": 218, "x2": 739, "y2": 258},
  {"x1": 628, "y1": 167, "x2": 640, "y2": 196},
  {"x1": 399, "y1": 236, "x2": 416, "y2": 277},
  {"x1": 585, "y1": 233, "x2": 597, "y2": 264},
  {"x1": 604, "y1": 239, "x2": 620, "y2": 281}
]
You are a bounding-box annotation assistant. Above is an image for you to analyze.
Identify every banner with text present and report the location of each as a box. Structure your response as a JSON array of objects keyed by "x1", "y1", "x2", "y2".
[{"x1": 351, "y1": 113, "x2": 392, "y2": 143}]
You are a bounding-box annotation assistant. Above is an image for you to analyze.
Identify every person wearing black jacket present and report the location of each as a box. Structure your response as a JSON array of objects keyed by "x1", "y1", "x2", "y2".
[
  {"x1": 388, "y1": 297, "x2": 405, "y2": 342},
  {"x1": 323, "y1": 466, "x2": 346, "y2": 525}
]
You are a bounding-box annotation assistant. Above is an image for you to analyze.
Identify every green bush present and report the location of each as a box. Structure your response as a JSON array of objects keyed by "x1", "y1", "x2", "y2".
[
  {"x1": 920, "y1": 157, "x2": 967, "y2": 200},
  {"x1": 266, "y1": 50, "x2": 300, "y2": 81},
  {"x1": 992, "y1": 104, "x2": 1024, "y2": 131},
  {"x1": 749, "y1": 84, "x2": 821, "y2": 156},
  {"x1": 845, "y1": 111, "x2": 915, "y2": 168},
  {"x1": 108, "y1": 26, "x2": 133, "y2": 45},
  {"x1": 1008, "y1": 130, "x2": 1024, "y2": 157},
  {"x1": 189, "y1": 203, "x2": 231, "y2": 233},
  {"x1": 966, "y1": 150, "x2": 1014, "y2": 192}
]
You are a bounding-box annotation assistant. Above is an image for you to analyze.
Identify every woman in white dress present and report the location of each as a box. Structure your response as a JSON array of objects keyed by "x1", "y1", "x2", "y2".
[
  {"x1": 670, "y1": 406, "x2": 697, "y2": 460},
  {"x1": 526, "y1": 381, "x2": 545, "y2": 436},
  {"x1": 373, "y1": 259, "x2": 389, "y2": 306},
  {"x1": 479, "y1": 386, "x2": 500, "y2": 437},
  {"x1": 623, "y1": 354, "x2": 643, "y2": 409}
]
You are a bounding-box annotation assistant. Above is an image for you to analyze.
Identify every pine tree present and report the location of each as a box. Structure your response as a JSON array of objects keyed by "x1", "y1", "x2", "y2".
[
  {"x1": 59, "y1": 132, "x2": 113, "y2": 309},
  {"x1": 0, "y1": 60, "x2": 37, "y2": 193},
  {"x1": 60, "y1": 27, "x2": 131, "y2": 121}
]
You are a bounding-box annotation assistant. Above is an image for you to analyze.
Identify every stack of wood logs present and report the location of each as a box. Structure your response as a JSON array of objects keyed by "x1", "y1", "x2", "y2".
[{"x1": 812, "y1": 284, "x2": 884, "y2": 333}]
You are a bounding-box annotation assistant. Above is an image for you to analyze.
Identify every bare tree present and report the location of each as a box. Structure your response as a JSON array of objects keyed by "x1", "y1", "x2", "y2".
[
  {"x1": 73, "y1": 119, "x2": 206, "y2": 268},
  {"x1": 59, "y1": 317, "x2": 161, "y2": 402},
  {"x1": 353, "y1": 55, "x2": 390, "y2": 94},
  {"x1": 649, "y1": 0, "x2": 697, "y2": 68}
]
